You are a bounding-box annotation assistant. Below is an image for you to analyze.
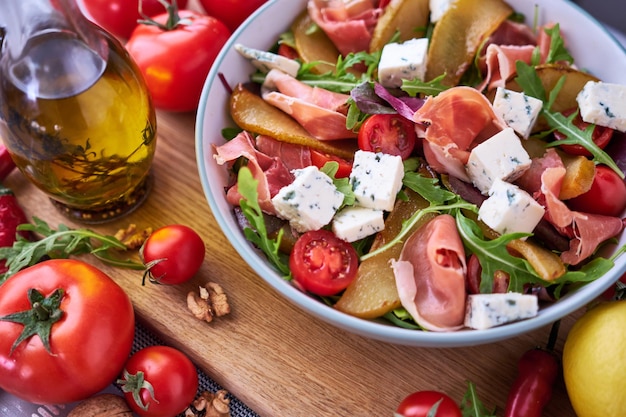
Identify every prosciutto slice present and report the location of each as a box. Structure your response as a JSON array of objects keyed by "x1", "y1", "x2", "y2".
[
  {"x1": 391, "y1": 214, "x2": 467, "y2": 332},
  {"x1": 413, "y1": 86, "x2": 506, "y2": 177},
  {"x1": 307, "y1": 0, "x2": 382, "y2": 56},
  {"x1": 262, "y1": 69, "x2": 357, "y2": 140},
  {"x1": 539, "y1": 165, "x2": 624, "y2": 265},
  {"x1": 213, "y1": 132, "x2": 295, "y2": 215}
]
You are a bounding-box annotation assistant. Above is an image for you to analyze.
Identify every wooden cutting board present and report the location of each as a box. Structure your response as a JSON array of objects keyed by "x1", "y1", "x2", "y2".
[{"x1": 4, "y1": 109, "x2": 581, "y2": 416}]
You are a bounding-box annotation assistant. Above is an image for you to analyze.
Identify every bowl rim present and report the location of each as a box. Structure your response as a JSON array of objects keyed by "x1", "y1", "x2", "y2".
[{"x1": 195, "y1": 0, "x2": 626, "y2": 347}]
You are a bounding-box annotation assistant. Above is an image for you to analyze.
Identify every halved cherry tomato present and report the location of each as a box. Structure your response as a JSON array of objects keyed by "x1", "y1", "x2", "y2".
[
  {"x1": 290, "y1": 230, "x2": 358, "y2": 296},
  {"x1": 567, "y1": 165, "x2": 626, "y2": 217},
  {"x1": 396, "y1": 391, "x2": 462, "y2": 417},
  {"x1": 310, "y1": 150, "x2": 353, "y2": 178},
  {"x1": 277, "y1": 43, "x2": 300, "y2": 60},
  {"x1": 553, "y1": 108, "x2": 614, "y2": 156},
  {"x1": 358, "y1": 113, "x2": 417, "y2": 159}
]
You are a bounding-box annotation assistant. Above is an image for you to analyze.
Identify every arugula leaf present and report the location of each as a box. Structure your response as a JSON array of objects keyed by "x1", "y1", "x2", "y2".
[
  {"x1": 401, "y1": 73, "x2": 449, "y2": 97},
  {"x1": 460, "y1": 381, "x2": 498, "y2": 417},
  {"x1": 455, "y1": 212, "x2": 546, "y2": 293},
  {"x1": 403, "y1": 172, "x2": 457, "y2": 206},
  {"x1": 320, "y1": 161, "x2": 355, "y2": 209},
  {"x1": 515, "y1": 61, "x2": 624, "y2": 178},
  {"x1": 237, "y1": 167, "x2": 291, "y2": 277},
  {"x1": 543, "y1": 24, "x2": 574, "y2": 65},
  {"x1": 0, "y1": 217, "x2": 143, "y2": 284}
]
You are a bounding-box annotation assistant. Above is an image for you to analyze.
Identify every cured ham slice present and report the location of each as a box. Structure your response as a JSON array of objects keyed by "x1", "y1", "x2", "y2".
[
  {"x1": 391, "y1": 214, "x2": 467, "y2": 331},
  {"x1": 256, "y1": 135, "x2": 312, "y2": 171},
  {"x1": 539, "y1": 165, "x2": 624, "y2": 265},
  {"x1": 476, "y1": 44, "x2": 535, "y2": 92},
  {"x1": 413, "y1": 86, "x2": 505, "y2": 176},
  {"x1": 262, "y1": 69, "x2": 357, "y2": 140},
  {"x1": 213, "y1": 132, "x2": 294, "y2": 215},
  {"x1": 307, "y1": 0, "x2": 382, "y2": 56}
]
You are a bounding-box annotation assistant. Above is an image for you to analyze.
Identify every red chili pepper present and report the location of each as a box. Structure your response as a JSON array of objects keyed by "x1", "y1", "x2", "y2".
[
  {"x1": 0, "y1": 144, "x2": 16, "y2": 182},
  {"x1": 504, "y1": 321, "x2": 560, "y2": 417},
  {"x1": 0, "y1": 184, "x2": 29, "y2": 274}
]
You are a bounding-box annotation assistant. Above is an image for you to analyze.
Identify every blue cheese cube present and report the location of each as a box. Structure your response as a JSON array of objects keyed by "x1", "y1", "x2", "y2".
[
  {"x1": 466, "y1": 128, "x2": 532, "y2": 194},
  {"x1": 464, "y1": 293, "x2": 539, "y2": 330},
  {"x1": 576, "y1": 81, "x2": 626, "y2": 132},
  {"x1": 478, "y1": 179, "x2": 545, "y2": 237},
  {"x1": 378, "y1": 38, "x2": 429, "y2": 88},
  {"x1": 492, "y1": 87, "x2": 543, "y2": 138},
  {"x1": 429, "y1": 0, "x2": 457, "y2": 23},
  {"x1": 350, "y1": 150, "x2": 404, "y2": 211},
  {"x1": 234, "y1": 44, "x2": 300, "y2": 77},
  {"x1": 271, "y1": 166, "x2": 343, "y2": 233},
  {"x1": 332, "y1": 206, "x2": 384, "y2": 242}
]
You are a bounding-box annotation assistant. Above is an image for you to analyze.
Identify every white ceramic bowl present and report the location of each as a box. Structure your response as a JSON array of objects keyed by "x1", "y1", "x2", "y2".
[{"x1": 196, "y1": 0, "x2": 626, "y2": 347}]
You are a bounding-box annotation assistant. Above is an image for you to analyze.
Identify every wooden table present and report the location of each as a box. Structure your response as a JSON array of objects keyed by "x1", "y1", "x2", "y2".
[{"x1": 3, "y1": 109, "x2": 582, "y2": 416}]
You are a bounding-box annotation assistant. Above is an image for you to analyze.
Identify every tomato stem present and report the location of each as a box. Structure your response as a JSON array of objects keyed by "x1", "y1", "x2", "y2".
[{"x1": 137, "y1": 0, "x2": 191, "y2": 31}]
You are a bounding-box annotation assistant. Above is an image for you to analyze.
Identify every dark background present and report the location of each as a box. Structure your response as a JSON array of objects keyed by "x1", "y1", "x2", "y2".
[{"x1": 573, "y1": 0, "x2": 625, "y2": 35}]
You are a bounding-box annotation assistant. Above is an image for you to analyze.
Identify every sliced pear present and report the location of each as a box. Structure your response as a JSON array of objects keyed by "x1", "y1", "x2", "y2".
[
  {"x1": 369, "y1": 0, "x2": 430, "y2": 52},
  {"x1": 291, "y1": 11, "x2": 339, "y2": 75}
]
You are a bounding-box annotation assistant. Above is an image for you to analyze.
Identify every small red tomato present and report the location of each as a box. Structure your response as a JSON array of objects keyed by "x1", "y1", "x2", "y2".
[
  {"x1": 197, "y1": 0, "x2": 268, "y2": 32},
  {"x1": 358, "y1": 113, "x2": 417, "y2": 159},
  {"x1": 141, "y1": 225, "x2": 206, "y2": 285},
  {"x1": 568, "y1": 165, "x2": 626, "y2": 217},
  {"x1": 78, "y1": 0, "x2": 189, "y2": 39},
  {"x1": 310, "y1": 150, "x2": 353, "y2": 178},
  {"x1": 118, "y1": 345, "x2": 198, "y2": 417},
  {"x1": 290, "y1": 230, "x2": 359, "y2": 296},
  {"x1": 125, "y1": 8, "x2": 231, "y2": 112},
  {"x1": 396, "y1": 391, "x2": 462, "y2": 417}
]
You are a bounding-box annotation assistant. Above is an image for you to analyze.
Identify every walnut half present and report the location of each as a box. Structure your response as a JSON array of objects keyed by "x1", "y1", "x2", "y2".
[
  {"x1": 184, "y1": 390, "x2": 231, "y2": 417},
  {"x1": 187, "y1": 282, "x2": 230, "y2": 322}
]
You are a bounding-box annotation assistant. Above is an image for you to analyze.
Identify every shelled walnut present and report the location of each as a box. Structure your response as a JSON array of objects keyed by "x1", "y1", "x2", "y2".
[
  {"x1": 67, "y1": 393, "x2": 133, "y2": 416},
  {"x1": 184, "y1": 390, "x2": 231, "y2": 417},
  {"x1": 114, "y1": 224, "x2": 153, "y2": 249},
  {"x1": 187, "y1": 282, "x2": 230, "y2": 322}
]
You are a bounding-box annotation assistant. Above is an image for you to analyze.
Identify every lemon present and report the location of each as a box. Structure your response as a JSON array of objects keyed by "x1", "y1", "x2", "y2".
[{"x1": 563, "y1": 301, "x2": 626, "y2": 417}]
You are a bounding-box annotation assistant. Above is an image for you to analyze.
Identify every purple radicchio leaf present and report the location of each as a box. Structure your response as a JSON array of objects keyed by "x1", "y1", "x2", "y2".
[
  {"x1": 350, "y1": 82, "x2": 396, "y2": 115},
  {"x1": 374, "y1": 83, "x2": 425, "y2": 120}
]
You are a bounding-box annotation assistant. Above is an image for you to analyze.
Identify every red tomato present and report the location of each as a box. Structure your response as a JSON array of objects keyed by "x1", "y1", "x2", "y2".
[
  {"x1": 310, "y1": 150, "x2": 353, "y2": 178},
  {"x1": 197, "y1": 0, "x2": 268, "y2": 32},
  {"x1": 78, "y1": 0, "x2": 189, "y2": 39},
  {"x1": 141, "y1": 224, "x2": 206, "y2": 285},
  {"x1": 290, "y1": 230, "x2": 359, "y2": 296},
  {"x1": 568, "y1": 165, "x2": 626, "y2": 217},
  {"x1": 119, "y1": 345, "x2": 198, "y2": 417},
  {"x1": 396, "y1": 391, "x2": 462, "y2": 417},
  {"x1": 125, "y1": 9, "x2": 231, "y2": 112},
  {"x1": 553, "y1": 108, "x2": 614, "y2": 156},
  {"x1": 358, "y1": 113, "x2": 417, "y2": 159},
  {"x1": 0, "y1": 259, "x2": 134, "y2": 404}
]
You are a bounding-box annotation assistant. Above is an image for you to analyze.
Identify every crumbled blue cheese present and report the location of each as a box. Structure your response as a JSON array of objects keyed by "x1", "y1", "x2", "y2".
[
  {"x1": 234, "y1": 43, "x2": 300, "y2": 77},
  {"x1": 576, "y1": 81, "x2": 626, "y2": 132},
  {"x1": 492, "y1": 87, "x2": 543, "y2": 138},
  {"x1": 332, "y1": 206, "x2": 384, "y2": 242},
  {"x1": 478, "y1": 178, "x2": 545, "y2": 237},
  {"x1": 464, "y1": 293, "x2": 539, "y2": 330},
  {"x1": 349, "y1": 150, "x2": 404, "y2": 211},
  {"x1": 429, "y1": 0, "x2": 457, "y2": 22},
  {"x1": 466, "y1": 128, "x2": 532, "y2": 194},
  {"x1": 378, "y1": 38, "x2": 429, "y2": 88},
  {"x1": 271, "y1": 166, "x2": 343, "y2": 233}
]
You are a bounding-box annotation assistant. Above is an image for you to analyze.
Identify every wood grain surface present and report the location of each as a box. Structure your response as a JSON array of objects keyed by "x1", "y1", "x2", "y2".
[{"x1": 2, "y1": 109, "x2": 583, "y2": 417}]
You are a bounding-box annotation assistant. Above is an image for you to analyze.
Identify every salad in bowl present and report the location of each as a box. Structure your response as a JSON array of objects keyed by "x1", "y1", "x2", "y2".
[{"x1": 196, "y1": 0, "x2": 626, "y2": 346}]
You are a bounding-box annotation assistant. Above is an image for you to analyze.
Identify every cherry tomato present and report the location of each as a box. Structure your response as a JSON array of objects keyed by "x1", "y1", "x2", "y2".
[
  {"x1": 118, "y1": 345, "x2": 198, "y2": 417},
  {"x1": 197, "y1": 0, "x2": 268, "y2": 32},
  {"x1": 290, "y1": 230, "x2": 359, "y2": 296},
  {"x1": 567, "y1": 165, "x2": 626, "y2": 217},
  {"x1": 141, "y1": 224, "x2": 206, "y2": 285},
  {"x1": 358, "y1": 113, "x2": 417, "y2": 159},
  {"x1": 125, "y1": 7, "x2": 231, "y2": 112},
  {"x1": 0, "y1": 259, "x2": 134, "y2": 404},
  {"x1": 553, "y1": 108, "x2": 614, "y2": 156},
  {"x1": 310, "y1": 150, "x2": 353, "y2": 178},
  {"x1": 78, "y1": 0, "x2": 189, "y2": 39},
  {"x1": 277, "y1": 43, "x2": 300, "y2": 60},
  {"x1": 396, "y1": 391, "x2": 462, "y2": 417}
]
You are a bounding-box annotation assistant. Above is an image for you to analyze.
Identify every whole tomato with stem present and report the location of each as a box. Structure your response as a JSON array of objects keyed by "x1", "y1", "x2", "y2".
[
  {"x1": 118, "y1": 345, "x2": 199, "y2": 417},
  {"x1": 197, "y1": 0, "x2": 268, "y2": 32},
  {"x1": 0, "y1": 259, "x2": 135, "y2": 404},
  {"x1": 141, "y1": 224, "x2": 206, "y2": 285},
  {"x1": 125, "y1": 2, "x2": 231, "y2": 112},
  {"x1": 79, "y1": 0, "x2": 189, "y2": 39}
]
